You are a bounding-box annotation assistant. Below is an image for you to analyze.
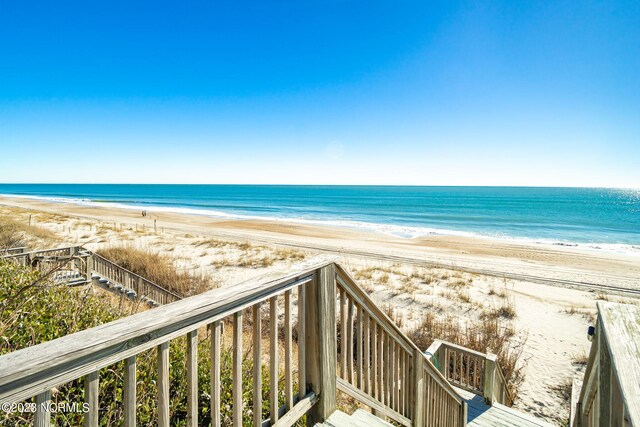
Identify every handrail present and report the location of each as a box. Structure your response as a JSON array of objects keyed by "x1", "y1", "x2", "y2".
[
  {"x1": 573, "y1": 302, "x2": 640, "y2": 427},
  {"x1": 334, "y1": 264, "x2": 466, "y2": 427},
  {"x1": 0, "y1": 257, "x2": 338, "y2": 427},
  {"x1": 91, "y1": 253, "x2": 182, "y2": 304},
  {"x1": 0, "y1": 246, "x2": 28, "y2": 256},
  {"x1": 1, "y1": 246, "x2": 82, "y2": 260},
  {"x1": 425, "y1": 339, "x2": 513, "y2": 407}
]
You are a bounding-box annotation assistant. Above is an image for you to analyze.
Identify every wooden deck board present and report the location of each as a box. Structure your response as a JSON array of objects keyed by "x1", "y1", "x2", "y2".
[{"x1": 454, "y1": 387, "x2": 553, "y2": 427}]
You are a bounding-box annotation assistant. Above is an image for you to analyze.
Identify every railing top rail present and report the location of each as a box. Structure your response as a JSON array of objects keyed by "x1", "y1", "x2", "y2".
[
  {"x1": 0, "y1": 246, "x2": 83, "y2": 260},
  {"x1": 92, "y1": 253, "x2": 182, "y2": 300},
  {"x1": 334, "y1": 264, "x2": 465, "y2": 405},
  {"x1": 596, "y1": 301, "x2": 640, "y2": 425},
  {"x1": 426, "y1": 339, "x2": 489, "y2": 359},
  {"x1": 0, "y1": 256, "x2": 336, "y2": 404}
]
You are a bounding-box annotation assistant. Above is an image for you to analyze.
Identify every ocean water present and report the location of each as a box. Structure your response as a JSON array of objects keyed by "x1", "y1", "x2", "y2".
[{"x1": 1, "y1": 184, "x2": 639, "y2": 252}]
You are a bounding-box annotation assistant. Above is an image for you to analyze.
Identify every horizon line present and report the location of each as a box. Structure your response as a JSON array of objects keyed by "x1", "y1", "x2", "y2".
[{"x1": 0, "y1": 182, "x2": 638, "y2": 190}]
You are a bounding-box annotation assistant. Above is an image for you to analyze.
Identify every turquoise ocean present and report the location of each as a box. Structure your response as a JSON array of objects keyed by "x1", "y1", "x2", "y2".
[{"x1": 0, "y1": 184, "x2": 639, "y2": 253}]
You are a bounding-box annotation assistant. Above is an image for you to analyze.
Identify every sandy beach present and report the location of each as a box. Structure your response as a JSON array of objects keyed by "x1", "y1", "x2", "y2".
[{"x1": 2, "y1": 195, "x2": 639, "y2": 425}]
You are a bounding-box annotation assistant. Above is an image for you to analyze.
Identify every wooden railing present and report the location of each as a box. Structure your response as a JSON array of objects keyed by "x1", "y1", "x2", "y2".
[
  {"x1": 2, "y1": 245, "x2": 182, "y2": 305},
  {"x1": 426, "y1": 340, "x2": 513, "y2": 407},
  {"x1": 0, "y1": 246, "x2": 27, "y2": 256},
  {"x1": 0, "y1": 258, "x2": 468, "y2": 426},
  {"x1": 335, "y1": 265, "x2": 467, "y2": 427},
  {"x1": 1, "y1": 246, "x2": 91, "y2": 284},
  {"x1": 91, "y1": 253, "x2": 182, "y2": 305},
  {"x1": 572, "y1": 302, "x2": 639, "y2": 427}
]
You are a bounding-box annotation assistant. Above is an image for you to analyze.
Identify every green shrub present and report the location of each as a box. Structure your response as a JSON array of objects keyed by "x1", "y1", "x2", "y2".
[{"x1": 0, "y1": 260, "x2": 295, "y2": 426}]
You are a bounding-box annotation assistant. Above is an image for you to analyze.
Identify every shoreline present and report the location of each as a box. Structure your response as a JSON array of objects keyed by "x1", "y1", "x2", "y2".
[
  {"x1": 2, "y1": 195, "x2": 640, "y2": 293},
  {"x1": 2, "y1": 192, "x2": 639, "y2": 258}
]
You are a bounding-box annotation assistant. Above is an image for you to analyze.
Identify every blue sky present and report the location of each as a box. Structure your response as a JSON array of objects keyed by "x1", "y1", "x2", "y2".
[{"x1": 1, "y1": 1, "x2": 639, "y2": 187}]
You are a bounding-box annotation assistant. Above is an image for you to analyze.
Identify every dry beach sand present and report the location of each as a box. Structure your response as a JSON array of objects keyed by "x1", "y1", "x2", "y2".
[{"x1": 1, "y1": 195, "x2": 639, "y2": 425}]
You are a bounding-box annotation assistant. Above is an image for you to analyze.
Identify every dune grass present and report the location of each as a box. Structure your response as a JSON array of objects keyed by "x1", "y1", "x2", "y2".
[
  {"x1": 97, "y1": 246, "x2": 212, "y2": 296},
  {"x1": 0, "y1": 214, "x2": 59, "y2": 250},
  {"x1": 404, "y1": 310, "x2": 526, "y2": 400}
]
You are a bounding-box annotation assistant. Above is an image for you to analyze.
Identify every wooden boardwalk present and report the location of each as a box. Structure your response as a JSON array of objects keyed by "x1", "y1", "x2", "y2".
[{"x1": 454, "y1": 388, "x2": 553, "y2": 427}]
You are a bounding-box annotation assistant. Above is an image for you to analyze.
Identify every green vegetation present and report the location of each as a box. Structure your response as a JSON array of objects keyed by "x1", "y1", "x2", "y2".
[{"x1": 0, "y1": 260, "x2": 296, "y2": 426}]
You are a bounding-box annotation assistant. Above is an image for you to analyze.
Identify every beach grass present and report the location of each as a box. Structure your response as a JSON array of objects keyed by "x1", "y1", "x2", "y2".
[{"x1": 97, "y1": 245, "x2": 212, "y2": 296}]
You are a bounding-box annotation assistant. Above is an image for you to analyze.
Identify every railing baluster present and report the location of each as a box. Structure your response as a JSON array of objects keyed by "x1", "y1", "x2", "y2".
[
  {"x1": 372, "y1": 321, "x2": 378, "y2": 400},
  {"x1": 124, "y1": 356, "x2": 136, "y2": 427},
  {"x1": 347, "y1": 297, "x2": 354, "y2": 384},
  {"x1": 270, "y1": 296, "x2": 279, "y2": 423},
  {"x1": 391, "y1": 339, "x2": 396, "y2": 411},
  {"x1": 298, "y1": 286, "x2": 306, "y2": 400},
  {"x1": 253, "y1": 303, "x2": 262, "y2": 427},
  {"x1": 340, "y1": 287, "x2": 347, "y2": 379},
  {"x1": 356, "y1": 304, "x2": 363, "y2": 389},
  {"x1": 187, "y1": 330, "x2": 198, "y2": 426},
  {"x1": 84, "y1": 370, "x2": 99, "y2": 427},
  {"x1": 157, "y1": 341, "x2": 170, "y2": 427},
  {"x1": 284, "y1": 290, "x2": 293, "y2": 410},
  {"x1": 384, "y1": 332, "x2": 390, "y2": 406},
  {"x1": 377, "y1": 325, "x2": 383, "y2": 404},
  {"x1": 35, "y1": 390, "x2": 51, "y2": 427},
  {"x1": 210, "y1": 321, "x2": 222, "y2": 427},
  {"x1": 233, "y1": 311, "x2": 243, "y2": 426},
  {"x1": 364, "y1": 310, "x2": 370, "y2": 394}
]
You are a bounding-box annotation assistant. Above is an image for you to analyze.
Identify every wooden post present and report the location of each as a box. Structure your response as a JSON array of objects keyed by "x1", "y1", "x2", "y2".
[
  {"x1": 413, "y1": 349, "x2": 425, "y2": 427},
  {"x1": 84, "y1": 371, "x2": 99, "y2": 427},
  {"x1": 85, "y1": 255, "x2": 93, "y2": 282},
  {"x1": 483, "y1": 354, "x2": 497, "y2": 405},
  {"x1": 305, "y1": 263, "x2": 337, "y2": 425}
]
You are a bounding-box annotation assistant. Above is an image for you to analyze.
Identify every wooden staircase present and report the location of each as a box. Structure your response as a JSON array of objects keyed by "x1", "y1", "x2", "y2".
[{"x1": 1, "y1": 246, "x2": 182, "y2": 306}]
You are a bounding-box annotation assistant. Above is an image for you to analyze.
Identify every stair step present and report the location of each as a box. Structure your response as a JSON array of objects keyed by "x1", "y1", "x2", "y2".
[
  {"x1": 315, "y1": 410, "x2": 393, "y2": 427},
  {"x1": 351, "y1": 410, "x2": 393, "y2": 427}
]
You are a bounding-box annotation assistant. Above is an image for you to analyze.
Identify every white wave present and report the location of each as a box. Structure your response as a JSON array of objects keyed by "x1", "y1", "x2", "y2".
[{"x1": 2, "y1": 192, "x2": 640, "y2": 257}]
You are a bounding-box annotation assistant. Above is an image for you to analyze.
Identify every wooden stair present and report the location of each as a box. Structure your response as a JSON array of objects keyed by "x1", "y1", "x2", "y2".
[
  {"x1": 317, "y1": 409, "x2": 394, "y2": 427},
  {"x1": 454, "y1": 387, "x2": 554, "y2": 427}
]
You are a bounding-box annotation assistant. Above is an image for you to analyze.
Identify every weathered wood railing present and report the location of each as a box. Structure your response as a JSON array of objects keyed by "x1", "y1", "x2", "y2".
[
  {"x1": 425, "y1": 339, "x2": 513, "y2": 407},
  {"x1": 1, "y1": 246, "x2": 91, "y2": 284},
  {"x1": 572, "y1": 302, "x2": 639, "y2": 427},
  {"x1": 0, "y1": 246, "x2": 27, "y2": 256},
  {"x1": 335, "y1": 265, "x2": 467, "y2": 426},
  {"x1": 0, "y1": 258, "x2": 469, "y2": 426},
  {"x1": 91, "y1": 253, "x2": 182, "y2": 305},
  {"x1": 2, "y1": 245, "x2": 182, "y2": 305},
  {"x1": 0, "y1": 258, "x2": 336, "y2": 426}
]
